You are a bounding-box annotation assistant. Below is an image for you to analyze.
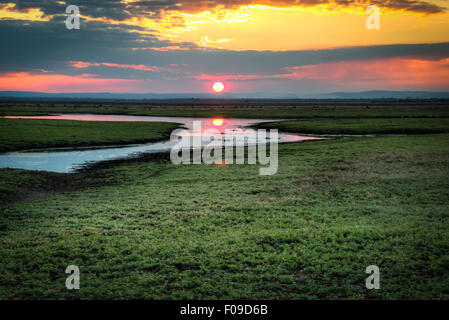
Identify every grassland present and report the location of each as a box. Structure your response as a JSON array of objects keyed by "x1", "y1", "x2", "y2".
[
  {"x1": 0, "y1": 104, "x2": 448, "y2": 299},
  {"x1": 1, "y1": 101, "x2": 449, "y2": 119},
  {"x1": 0, "y1": 119, "x2": 180, "y2": 152},
  {"x1": 257, "y1": 118, "x2": 449, "y2": 135}
]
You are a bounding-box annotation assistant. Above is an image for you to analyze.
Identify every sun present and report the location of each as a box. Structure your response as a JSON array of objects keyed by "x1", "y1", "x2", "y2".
[
  {"x1": 212, "y1": 81, "x2": 224, "y2": 93},
  {"x1": 212, "y1": 118, "x2": 224, "y2": 126}
]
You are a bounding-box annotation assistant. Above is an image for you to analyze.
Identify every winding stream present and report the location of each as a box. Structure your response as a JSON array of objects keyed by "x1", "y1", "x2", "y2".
[{"x1": 0, "y1": 114, "x2": 322, "y2": 173}]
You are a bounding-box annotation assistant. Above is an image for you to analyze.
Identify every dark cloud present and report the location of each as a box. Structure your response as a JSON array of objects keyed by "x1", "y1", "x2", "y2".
[
  {"x1": 0, "y1": 17, "x2": 184, "y2": 74},
  {"x1": 129, "y1": 1, "x2": 447, "y2": 15},
  {"x1": 1, "y1": 14, "x2": 448, "y2": 78},
  {"x1": 0, "y1": 0, "x2": 445, "y2": 19}
]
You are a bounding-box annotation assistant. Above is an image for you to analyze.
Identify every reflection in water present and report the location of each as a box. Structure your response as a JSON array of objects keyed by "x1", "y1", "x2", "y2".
[{"x1": 0, "y1": 114, "x2": 322, "y2": 173}]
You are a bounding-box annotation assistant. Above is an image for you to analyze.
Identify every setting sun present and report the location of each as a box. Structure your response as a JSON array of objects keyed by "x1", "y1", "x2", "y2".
[
  {"x1": 212, "y1": 81, "x2": 224, "y2": 93},
  {"x1": 212, "y1": 118, "x2": 224, "y2": 126}
]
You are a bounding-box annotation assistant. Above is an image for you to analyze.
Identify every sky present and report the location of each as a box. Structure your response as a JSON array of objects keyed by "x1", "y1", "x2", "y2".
[{"x1": 0, "y1": 0, "x2": 448, "y2": 95}]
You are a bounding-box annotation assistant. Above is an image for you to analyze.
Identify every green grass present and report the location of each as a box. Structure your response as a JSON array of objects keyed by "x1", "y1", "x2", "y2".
[
  {"x1": 1, "y1": 102, "x2": 449, "y2": 119},
  {"x1": 0, "y1": 119, "x2": 180, "y2": 152},
  {"x1": 1, "y1": 132, "x2": 448, "y2": 299},
  {"x1": 257, "y1": 118, "x2": 449, "y2": 134}
]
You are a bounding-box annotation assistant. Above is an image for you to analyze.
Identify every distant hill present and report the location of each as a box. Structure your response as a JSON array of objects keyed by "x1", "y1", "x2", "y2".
[
  {"x1": 301, "y1": 90, "x2": 449, "y2": 99},
  {"x1": 0, "y1": 90, "x2": 448, "y2": 100}
]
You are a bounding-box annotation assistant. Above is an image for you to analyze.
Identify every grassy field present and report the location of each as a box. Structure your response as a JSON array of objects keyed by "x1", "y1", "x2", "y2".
[
  {"x1": 1, "y1": 102, "x2": 449, "y2": 118},
  {"x1": 0, "y1": 111, "x2": 448, "y2": 299},
  {"x1": 257, "y1": 118, "x2": 449, "y2": 134},
  {"x1": 0, "y1": 119, "x2": 180, "y2": 152}
]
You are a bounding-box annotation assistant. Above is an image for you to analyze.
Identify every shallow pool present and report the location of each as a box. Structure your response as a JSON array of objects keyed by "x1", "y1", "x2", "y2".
[{"x1": 0, "y1": 114, "x2": 321, "y2": 172}]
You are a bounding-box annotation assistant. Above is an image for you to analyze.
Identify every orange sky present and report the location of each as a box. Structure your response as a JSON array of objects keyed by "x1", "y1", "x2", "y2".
[
  {"x1": 133, "y1": 3, "x2": 449, "y2": 51},
  {"x1": 2, "y1": 1, "x2": 448, "y2": 51},
  {"x1": 0, "y1": 1, "x2": 448, "y2": 93}
]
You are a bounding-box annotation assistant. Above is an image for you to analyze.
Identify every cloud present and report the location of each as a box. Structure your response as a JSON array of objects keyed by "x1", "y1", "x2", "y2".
[
  {"x1": 1, "y1": 14, "x2": 448, "y2": 79},
  {"x1": 0, "y1": 72, "x2": 145, "y2": 92},
  {"x1": 1, "y1": 1, "x2": 447, "y2": 53},
  {"x1": 0, "y1": 2, "x2": 48, "y2": 21},
  {"x1": 1, "y1": 2, "x2": 448, "y2": 93},
  {"x1": 1, "y1": 49, "x2": 448, "y2": 93},
  {"x1": 118, "y1": 0, "x2": 448, "y2": 15},
  {"x1": 70, "y1": 61, "x2": 172, "y2": 72},
  {"x1": 0, "y1": 18, "x2": 182, "y2": 74},
  {"x1": 278, "y1": 57, "x2": 449, "y2": 87},
  {"x1": 0, "y1": 0, "x2": 445, "y2": 21},
  {"x1": 187, "y1": 56, "x2": 449, "y2": 88}
]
